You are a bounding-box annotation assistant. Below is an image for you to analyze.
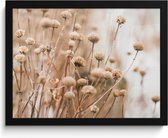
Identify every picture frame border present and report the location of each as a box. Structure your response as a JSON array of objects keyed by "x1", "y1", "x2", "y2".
[{"x1": 6, "y1": 0, "x2": 167, "y2": 125}]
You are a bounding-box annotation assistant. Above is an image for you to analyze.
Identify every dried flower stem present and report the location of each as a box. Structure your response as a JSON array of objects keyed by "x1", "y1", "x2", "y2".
[
  {"x1": 13, "y1": 69, "x2": 20, "y2": 90},
  {"x1": 121, "y1": 96, "x2": 124, "y2": 118},
  {"x1": 104, "y1": 97, "x2": 116, "y2": 118},
  {"x1": 114, "y1": 24, "x2": 120, "y2": 40},
  {"x1": 88, "y1": 43, "x2": 95, "y2": 74},
  {"x1": 153, "y1": 103, "x2": 156, "y2": 118},
  {"x1": 16, "y1": 9, "x2": 20, "y2": 29}
]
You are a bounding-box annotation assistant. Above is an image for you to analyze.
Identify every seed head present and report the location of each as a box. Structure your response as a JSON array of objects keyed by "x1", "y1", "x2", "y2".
[
  {"x1": 94, "y1": 52, "x2": 105, "y2": 61},
  {"x1": 40, "y1": 17, "x2": 52, "y2": 29},
  {"x1": 19, "y1": 46, "x2": 29, "y2": 54},
  {"x1": 151, "y1": 96, "x2": 160, "y2": 103},
  {"x1": 49, "y1": 78, "x2": 59, "y2": 88},
  {"x1": 133, "y1": 41, "x2": 144, "y2": 51},
  {"x1": 69, "y1": 31, "x2": 80, "y2": 40},
  {"x1": 51, "y1": 19, "x2": 61, "y2": 28},
  {"x1": 68, "y1": 40, "x2": 76, "y2": 49},
  {"x1": 105, "y1": 67, "x2": 113, "y2": 73},
  {"x1": 72, "y1": 56, "x2": 86, "y2": 67},
  {"x1": 15, "y1": 29, "x2": 25, "y2": 38},
  {"x1": 74, "y1": 23, "x2": 81, "y2": 31},
  {"x1": 34, "y1": 48, "x2": 41, "y2": 55},
  {"x1": 119, "y1": 89, "x2": 127, "y2": 97},
  {"x1": 15, "y1": 53, "x2": 26, "y2": 63},
  {"x1": 38, "y1": 71, "x2": 47, "y2": 84},
  {"x1": 65, "y1": 50, "x2": 74, "y2": 58},
  {"x1": 62, "y1": 76, "x2": 76, "y2": 87},
  {"x1": 103, "y1": 71, "x2": 113, "y2": 80},
  {"x1": 109, "y1": 57, "x2": 116, "y2": 64},
  {"x1": 77, "y1": 78, "x2": 88, "y2": 86},
  {"x1": 91, "y1": 68, "x2": 105, "y2": 79},
  {"x1": 113, "y1": 89, "x2": 121, "y2": 97},
  {"x1": 88, "y1": 32, "x2": 99, "y2": 43},
  {"x1": 81, "y1": 85, "x2": 97, "y2": 95},
  {"x1": 90, "y1": 105, "x2": 99, "y2": 113},
  {"x1": 25, "y1": 37, "x2": 35, "y2": 45},
  {"x1": 116, "y1": 16, "x2": 126, "y2": 25},
  {"x1": 113, "y1": 69, "x2": 122, "y2": 80},
  {"x1": 64, "y1": 91, "x2": 75, "y2": 99},
  {"x1": 39, "y1": 45, "x2": 47, "y2": 52},
  {"x1": 61, "y1": 10, "x2": 72, "y2": 20}
]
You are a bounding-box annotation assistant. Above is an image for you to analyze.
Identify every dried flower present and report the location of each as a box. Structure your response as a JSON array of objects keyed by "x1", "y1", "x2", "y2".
[
  {"x1": 116, "y1": 16, "x2": 126, "y2": 25},
  {"x1": 15, "y1": 53, "x2": 26, "y2": 63},
  {"x1": 95, "y1": 52, "x2": 105, "y2": 61},
  {"x1": 38, "y1": 71, "x2": 47, "y2": 84},
  {"x1": 74, "y1": 23, "x2": 81, "y2": 31},
  {"x1": 65, "y1": 50, "x2": 74, "y2": 58},
  {"x1": 64, "y1": 91, "x2": 75, "y2": 99},
  {"x1": 103, "y1": 71, "x2": 113, "y2": 80},
  {"x1": 151, "y1": 96, "x2": 160, "y2": 103},
  {"x1": 105, "y1": 67, "x2": 113, "y2": 73},
  {"x1": 88, "y1": 32, "x2": 99, "y2": 43},
  {"x1": 77, "y1": 78, "x2": 88, "y2": 86},
  {"x1": 61, "y1": 10, "x2": 72, "y2": 20},
  {"x1": 49, "y1": 78, "x2": 59, "y2": 88},
  {"x1": 69, "y1": 31, "x2": 80, "y2": 40},
  {"x1": 90, "y1": 105, "x2": 99, "y2": 113},
  {"x1": 119, "y1": 89, "x2": 127, "y2": 96},
  {"x1": 81, "y1": 85, "x2": 97, "y2": 95},
  {"x1": 133, "y1": 41, "x2": 144, "y2": 51},
  {"x1": 113, "y1": 69, "x2": 122, "y2": 80},
  {"x1": 113, "y1": 89, "x2": 121, "y2": 97},
  {"x1": 133, "y1": 67, "x2": 139, "y2": 72},
  {"x1": 15, "y1": 29, "x2": 25, "y2": 38},
  {"x1": 139, "y1": 70, "x2": 146, "y2": 77},
  {"x1": 72, "y1": 56, "x2": 86, "y2": 67},
  {"x1": 51, "y1": 19, "x2": 61, "y2": 28},
  {"x1": 62, "y1": 76, "x2": 76, "y2": 87},
  {"x1": 68, "y1": 40, "x2": 76, "y2": 49},
  {"x1": 39, "y1": 45, "x2": 47, "y2": 52},
  {"x1": 34, "y1": 48, "x2": 41, "y2": 55},
  {"x1": 109, "y1": 57, "x2": 116, "y2": 64},
  {"x1": 25, "y1": 37, "x2": 35, "y2": 45},
  {"x1": 40, "y1": 17, "x2": 52, "y2": 29},
  {"x1": 91, "y1": 68, "x2": 104, "y2": 79},
  {"x1": 19, "y1": 46, "x2": 29, "y2": 54}
]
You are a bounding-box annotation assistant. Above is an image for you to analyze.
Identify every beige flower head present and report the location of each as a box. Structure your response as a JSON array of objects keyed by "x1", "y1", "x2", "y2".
[
  {"x1": 51, "y1": 19, "x2": 61, "y2": 28},
  {"x1": 62, "y1": 76, "x2": 76, "y2": 87},
  {"x1": 65, "y1": 50, "x2": 74, "y2": 58},
  {"x1": 49, "y1": 78, "x2": 59, "y2": 88},
  {"x1": 40, "y1": 17, "x2": 52, "y2": 29},
  {"x1": 116, "y1": 16, "x2": 126, "y2": 25},
  {"x1": 74, "y1": 23, "x2": 81, "y2": 31},
  {"x1": 15, "y1": 53, "x2": 26, "y2": 63},
  {"x1": 133, "y1": 41, "x2": 144, "y2": 51},
  {"x1": 64, "y1": 91, "x2": 75, "y2": 99},
  {"x1": 25, "y1": 37, "x2": 35, "y2": 45},
  {"x1": 91, "y1": 68, "x2": 105, "y2": 79},
  {"x1": 88, "y1": 32, "x2": 99, "y2": 43},
  {"x1": 34, "y1": 48, "x2": 41, "y2": 55},
  {"x1": 77, "y1": 78, "x2": 88, "y2": 86},
  {"x1": 103, "y1": 71, "x2": 113, "y2": 80},
  {"x1": 113, "y1": 69, "x2": 122, "y2": 80},
  {"x1": 95, "y1": 52, "x2": 105, "y2": 61},
  {"x1": 38, "y1": 71, "x2": 47, "y2": 84},
  {"x1": 69, "y1": 31, "x2": 80, "y2": 40},
  {"x1": 113, "y1": 89, "x2": 121, "y2": 97},
  {"x1": 72, "y1": 56, "x2": 86, "y2": 67},
  {"x1": 61, "y1": 10, "x2": 72, "y2": 20},
  {"x1": 151, "y1": 96, "x2": 160, "y2": 103},
  {"x1": 90, "y1": 105, "x2": 99, "y2": 113},
  {"x1": 109, "y1": 57, "x2": 116, "y2": 64},
  {"x1": 19, "y1": 46, "x2": 29, "y2": 54},
  {"x1": 105, "y1": 67, "x2": 113, "y2": 73},
  {"x1": 39, "y1": 45, "x2": 47, "y2": 52},
  {"x1": 15, "y1": 29, "x2": 25, "y2": 38},
  {"x1": 119, "y1": 89, "x2": 127, "y2": 97},
  {"x1": 68, "y1": 40, "x2": 76, "y2": 49},
  {"x1": 81, "y1": 85, "x2": 97, "y2": 95}
]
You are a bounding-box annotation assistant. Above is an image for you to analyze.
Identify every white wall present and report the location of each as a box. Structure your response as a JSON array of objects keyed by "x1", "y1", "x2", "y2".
[{"x1": 0, "y1": 1, "x2": 167, "y2": 138}]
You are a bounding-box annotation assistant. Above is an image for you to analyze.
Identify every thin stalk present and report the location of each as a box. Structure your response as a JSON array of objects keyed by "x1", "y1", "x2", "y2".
[
  {"x1": 13, "y1": 69, "x2": 20, "y2": 90},
  {"x1": 121, "y1": 96, "x2": 124, "y2": 118},
  {"x1": 153, "y1": 103, "x2": 156, "y2": 118},
  {"x1": 88, "y1": 43, "x2": 94, "y2": 74},
  {"x1": 16, "y1": 9, "x2": 20, "y2": 29},
  {"x1": 114, "y1": 23, "x2": 120, "y2": 40},
  {"x1": 104, "y1": 97, "x2": 116, "y2": 118}
]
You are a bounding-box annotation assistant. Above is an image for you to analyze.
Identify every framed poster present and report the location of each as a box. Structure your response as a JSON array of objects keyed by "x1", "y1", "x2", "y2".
[{"x1": 6, "y1": 0, "x2": 167, "y2": 125}]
